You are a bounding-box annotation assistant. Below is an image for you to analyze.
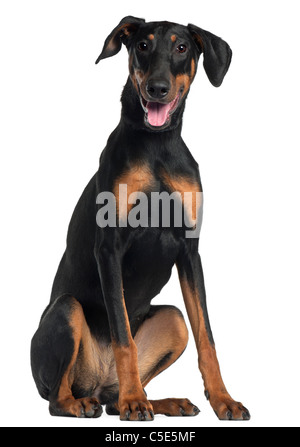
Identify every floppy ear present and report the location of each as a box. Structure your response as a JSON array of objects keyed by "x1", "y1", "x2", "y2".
[
  {"x1": 95, "y1": 16, "x2": 145, "y2": 64},
  {"x1": 188, "y1": 24, "x2": 232, "y2": 87}
]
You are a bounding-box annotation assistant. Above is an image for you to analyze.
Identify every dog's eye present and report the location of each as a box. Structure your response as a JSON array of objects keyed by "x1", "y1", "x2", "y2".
[
  {"x1": 176, "y1": 44, "x2": 187, "y2": 54},
  {"x1": 137, "y1": 42, "x2": 148, "y2": 52}
]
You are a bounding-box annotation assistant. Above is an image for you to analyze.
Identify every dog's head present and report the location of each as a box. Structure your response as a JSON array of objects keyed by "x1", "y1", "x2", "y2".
[{"x1": 96, "y1": 16, "x2": 232, "y2": 131}]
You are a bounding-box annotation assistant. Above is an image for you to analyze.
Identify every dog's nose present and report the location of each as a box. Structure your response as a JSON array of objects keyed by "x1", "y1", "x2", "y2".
[{"x1": 146, "y1": 79, "x2": 170, "y2": 100}]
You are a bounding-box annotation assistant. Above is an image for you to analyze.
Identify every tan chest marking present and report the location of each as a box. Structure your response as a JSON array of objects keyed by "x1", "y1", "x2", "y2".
[
  {"x1": 160, "y1": 171, "x2": 203, "y2": 224},
  {"x1": 114, "y1": 163, "x2": 154, "y2": 221}
]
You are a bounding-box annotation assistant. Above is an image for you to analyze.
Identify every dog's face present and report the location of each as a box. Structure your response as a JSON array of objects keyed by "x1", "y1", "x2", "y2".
[
  {"x1": 128, "y1": 22, "x2": 198, "y2": 130},
  {"x1": 96, "y1": 16, "x2": 232, "y2": 131}
]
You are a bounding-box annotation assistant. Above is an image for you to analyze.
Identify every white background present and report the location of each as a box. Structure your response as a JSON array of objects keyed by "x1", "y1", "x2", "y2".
[{"x1": 1, "y1": 0, "x2": 299, "y2": 428}]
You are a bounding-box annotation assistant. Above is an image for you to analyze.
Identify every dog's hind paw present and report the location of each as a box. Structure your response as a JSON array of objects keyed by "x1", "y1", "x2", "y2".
[
  {"x1": 49, "y1": 397, "x2": 103, "y2": 418},
  {"x1": 150, "y1": 398, "x2": 200, "y2": 417}
]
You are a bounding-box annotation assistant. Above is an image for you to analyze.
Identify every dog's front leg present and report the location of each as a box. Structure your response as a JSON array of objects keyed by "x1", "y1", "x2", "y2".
[
  {"x1": 96, "y1": 244, "x2": 154, "y2": 421},
  {"x1": 176, "y1": 244, "x2": 250, "y2": 420}
]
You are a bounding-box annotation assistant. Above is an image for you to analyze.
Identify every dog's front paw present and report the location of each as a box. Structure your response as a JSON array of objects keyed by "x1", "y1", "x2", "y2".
[
  {"x1": 119, "y1": 397, "x2": 154, "y2": 421},
  {"x1": 206, "y1": 391, "x2": 250, "y2": 420}
]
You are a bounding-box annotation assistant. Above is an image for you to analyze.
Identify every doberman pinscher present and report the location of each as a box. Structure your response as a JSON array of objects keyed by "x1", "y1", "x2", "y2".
[{"x1": 31, "y1": 16, "x2": 250, "y2": 421}]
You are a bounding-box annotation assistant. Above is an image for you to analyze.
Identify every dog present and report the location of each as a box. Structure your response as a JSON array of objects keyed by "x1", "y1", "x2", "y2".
[{"x1": 31, "y1": 16, "x2": 250, "y2": 421}]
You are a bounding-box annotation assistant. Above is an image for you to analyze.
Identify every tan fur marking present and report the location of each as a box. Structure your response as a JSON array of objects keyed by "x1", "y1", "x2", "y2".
[
  {"x1": 166, "y1": 59, "x2": 197, "y2": 101},
  {"x1": 148, "y1": 34, "x2": 155, "y2": 40},
  {"x1": 178, "y1": 278, "x2": 237, "y2": 417},
  {"x1": 175, "y1": 73, "x2": 191, "y2": 98},
  {"x1": 111, "y1": 290, "x2": 150, "y2": 416},
  {"x1": 149, "y1": 398, "x2": 197, "y2": 416},
  {"x1": 178, "y1": 280, "x2": 225, "y2": 390},
  {"x1": 112, "y1": 341, "x2": 140, "y2": 394},
  {"x1": 160, "y1": 171, "x2": 202, "y2": 223},
  {"x1": 190, "y1": 58, "x2": 196, "y2": 79},
  {"x1": 135, "y1": 308, "x2": 188, "y2": 387},
  {"x1": 171, "y1": 34, "x2": 177, "y2": 42},
  {"x1": 114, "y1": 163, "x2": 154, "y2": 221}
]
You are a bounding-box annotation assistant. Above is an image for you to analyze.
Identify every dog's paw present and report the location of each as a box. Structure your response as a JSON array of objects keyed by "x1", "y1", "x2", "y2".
[
  {"x1": 206, "y1": 391, "x2": 250, "y2": 420},
  {"x1": 119, "y1": 398, "x2": 154, "y2": 421},
  {"x1": 150, "y1": 398, "x2": 200, "y2": 417},
  {"x1": 50, "y1": 397, "x2": 103, "y2": 418}
]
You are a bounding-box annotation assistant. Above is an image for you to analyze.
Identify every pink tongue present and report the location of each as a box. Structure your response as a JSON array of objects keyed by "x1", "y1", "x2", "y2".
[{"x1": 147, "y1": 102, "x2": 172, "y2": 127}]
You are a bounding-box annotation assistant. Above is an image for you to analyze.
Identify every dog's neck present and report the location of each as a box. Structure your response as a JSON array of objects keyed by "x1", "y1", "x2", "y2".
[{"x1": 120, "y1": 77, "x2": 185, "y2": 136}]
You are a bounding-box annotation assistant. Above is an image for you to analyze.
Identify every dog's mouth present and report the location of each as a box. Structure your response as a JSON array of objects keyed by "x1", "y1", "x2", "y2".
[{"x1": 139, "y1": 93, "x2": 181, "y2": 129}]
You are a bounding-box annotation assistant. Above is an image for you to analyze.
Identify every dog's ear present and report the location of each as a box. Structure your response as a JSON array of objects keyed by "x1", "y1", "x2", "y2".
[
  {"x1": 95, "y1": 16, "x2": 145, "y2": 63},
  {"x1": 188, "y1": 24, "x2": 232, "y2": 87}
]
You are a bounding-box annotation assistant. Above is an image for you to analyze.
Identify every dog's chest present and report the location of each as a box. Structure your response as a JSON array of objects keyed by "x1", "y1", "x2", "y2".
[{"x1": 113, "y1": 162, "x2": 202, "y2": 225}]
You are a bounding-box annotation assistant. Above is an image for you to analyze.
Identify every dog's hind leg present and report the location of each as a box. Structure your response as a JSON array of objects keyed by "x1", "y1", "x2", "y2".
[
  {"x1": 30, "y1": 294, "x2": 102, "y2": 418},
  {"x1": 106, "y1": 305, "x2": 200, "y2": 419}
]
